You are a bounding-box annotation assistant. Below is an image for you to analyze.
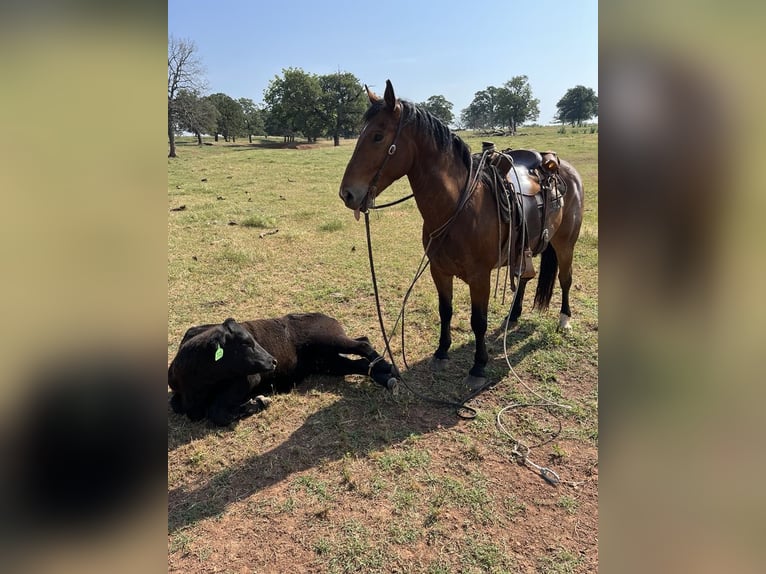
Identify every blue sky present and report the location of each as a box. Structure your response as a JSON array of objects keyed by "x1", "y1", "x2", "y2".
[{"x1": 169, "y1": 0, "x2": 598, "y2": 125}]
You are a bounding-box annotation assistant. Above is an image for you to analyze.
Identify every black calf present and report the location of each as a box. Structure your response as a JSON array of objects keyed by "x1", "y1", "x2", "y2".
[{"x1": 168, "y1": 313, "x2": 397, "y2": 426}]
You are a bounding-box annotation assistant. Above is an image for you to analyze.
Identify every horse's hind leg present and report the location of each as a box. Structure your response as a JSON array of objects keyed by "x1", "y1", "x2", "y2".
[
  {"x1": 551, "y1": 238, "x2": 576, "y2": 331},
  {"x1": 430, "y1": 268, "x2": 454, "y2": 371},
  {"x1": 552, "y1": 162, "x2": 583, "y2": 331}
]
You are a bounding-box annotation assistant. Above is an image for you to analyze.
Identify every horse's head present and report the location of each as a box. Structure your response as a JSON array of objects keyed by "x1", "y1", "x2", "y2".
[{"x1": 339, "y1": 79, "x2": 411, "y2": 219}]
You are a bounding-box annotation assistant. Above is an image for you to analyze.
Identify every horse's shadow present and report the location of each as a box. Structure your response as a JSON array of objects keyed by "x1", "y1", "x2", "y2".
[{"x1": 167, "y1": 323, "x2": 538, "y2": 534}]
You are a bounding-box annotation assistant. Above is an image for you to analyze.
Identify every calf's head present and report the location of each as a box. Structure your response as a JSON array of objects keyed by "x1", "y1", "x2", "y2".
[
  {"x1": 210, "y1": 318, "x2": 277, "y2": 376},
  {"x1": 169, "y1": 318, "x2": 277, "y2": 398}
]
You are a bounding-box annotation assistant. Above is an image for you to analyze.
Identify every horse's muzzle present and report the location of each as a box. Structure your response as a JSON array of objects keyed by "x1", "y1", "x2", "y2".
[{"x1": 339, "y1": 186, "x2": 369, "y2": 212}]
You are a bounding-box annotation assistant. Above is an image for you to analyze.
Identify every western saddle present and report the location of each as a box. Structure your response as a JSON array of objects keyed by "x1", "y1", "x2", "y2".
[{"x1": 478, "y1": 142, "x2": 565, "y2": 279}]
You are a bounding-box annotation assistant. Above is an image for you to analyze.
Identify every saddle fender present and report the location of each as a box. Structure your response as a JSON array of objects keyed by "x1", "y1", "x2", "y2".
[{"x1": 479, "y1": 145, "x2": 566, "y2": 275}]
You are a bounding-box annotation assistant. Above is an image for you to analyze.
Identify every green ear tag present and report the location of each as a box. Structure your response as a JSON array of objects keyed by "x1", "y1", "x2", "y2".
[{"x1": 214, "y1": 345, "x2": 224, "y2": 361}]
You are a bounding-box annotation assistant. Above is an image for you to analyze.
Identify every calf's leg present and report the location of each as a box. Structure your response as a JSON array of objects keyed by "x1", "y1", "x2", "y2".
[
  {"x1": 206, "y1": 377, "x2": 257, "y2": 427},
  {"x1": 313, "y1": 334, "x2": 398, "y2": 388}
]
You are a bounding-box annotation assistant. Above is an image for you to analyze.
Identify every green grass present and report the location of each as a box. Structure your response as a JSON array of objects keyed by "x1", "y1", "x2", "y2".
[
  {"x1": 292, "y1": 474, "x2": 334, "y2": 501},
  {"x1": 537, "y1": 548, "x2": 584, "y2": 573},
  {"x1": 241, "y1": 213, "x2": 276, "y2": 228},
  {"x1": 168, "y1": 127, "x2": 598, "y2": 572},
  {"x1": 557, "y1": 494, "x2": 580, "y2": 515}
]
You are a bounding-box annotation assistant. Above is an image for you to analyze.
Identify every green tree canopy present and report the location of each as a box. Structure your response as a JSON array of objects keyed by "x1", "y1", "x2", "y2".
[
  {"x1": 207, "y1": 93, "x2": 245, "y2": 142},
  {"x1": 496, "y1": 76, "x2": 539, "y2": 134},
  {"x1": 238, "y1": 98, "x2": 265, "y2": 143},
  {"x1": 555, "y1": 85, "x2": 598, "y2": 126},
  {"x1": 460, "y1": 78, "x2": 539, "y2": 134},
  {"x1": 418, "y1": 95, "x2": 454, "y2": 126},
  {"x1": 460, "y1": 86, "x2": 502, "y2": 131},
  {"x1": 263, "y1": 68, "x2": 323, "y2": 142},
  {"x1": 173, "y1": 89, "x2": 218, "y2": 145},
  {"x1": 318, "y1": 72, "x2": 366, "y2": 146},
  {"x1": 262, "y1": 69, "x2": 366, "y2": 145}
]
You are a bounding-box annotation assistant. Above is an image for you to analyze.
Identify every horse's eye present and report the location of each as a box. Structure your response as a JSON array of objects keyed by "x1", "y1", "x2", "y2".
[{"x1": 373, "y1": 133, "x2": 384, "y2": 143}]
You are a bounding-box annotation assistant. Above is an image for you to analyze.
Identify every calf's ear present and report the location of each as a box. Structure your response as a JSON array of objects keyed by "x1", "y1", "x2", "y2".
[
  {"x1": 208, "y1": 327, "x2": 228, "y2": 362},
  {"x1": 221, "y1": 318, "x2": 244, "y2": 343}
]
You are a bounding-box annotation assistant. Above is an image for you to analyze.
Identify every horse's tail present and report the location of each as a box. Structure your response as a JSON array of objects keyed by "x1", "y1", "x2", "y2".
[{"x1": 533, "y1": 244, "x2": 558, "y2": 310}]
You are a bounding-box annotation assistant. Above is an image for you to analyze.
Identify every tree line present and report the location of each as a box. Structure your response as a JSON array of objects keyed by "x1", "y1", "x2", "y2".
[{"x1": 168, "y1": 36, "x2": 597, "y2": 157}]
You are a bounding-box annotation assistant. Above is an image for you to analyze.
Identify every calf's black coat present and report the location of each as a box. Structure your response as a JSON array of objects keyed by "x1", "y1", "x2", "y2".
[{"x1": 168, "y1": 313, "x2": 396, "y2": 426}]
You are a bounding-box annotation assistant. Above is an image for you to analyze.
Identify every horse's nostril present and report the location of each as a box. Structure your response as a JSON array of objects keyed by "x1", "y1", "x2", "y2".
[{"x1": 341, "y1": 187, "x2": 356, "y2": 206}]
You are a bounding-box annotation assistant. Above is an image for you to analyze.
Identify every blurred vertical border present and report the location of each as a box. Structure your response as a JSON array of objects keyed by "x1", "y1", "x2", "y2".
[
  {"x1": 2, "y1": 1, "x2": 765, "y2": 573},
  {"x1": 0, "y1": 2, "x2": 167, "y2": 573},
  {"x1": 600, "y1": 1, "x2": 766, "y2": 573}
]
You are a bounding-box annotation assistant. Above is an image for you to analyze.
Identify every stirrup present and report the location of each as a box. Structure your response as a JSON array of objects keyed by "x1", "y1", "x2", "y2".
[{"x1": 520, "y1": 248, "x2": 536, "y2": 279}]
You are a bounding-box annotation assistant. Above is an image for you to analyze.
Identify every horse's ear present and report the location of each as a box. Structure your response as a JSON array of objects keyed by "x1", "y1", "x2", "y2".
[
  {"x1": 365, "y1": 84, "x2": 379, "y2": 104},
  {"x1": 384, "y1": 79, "x2": 401, "y2": 114}
]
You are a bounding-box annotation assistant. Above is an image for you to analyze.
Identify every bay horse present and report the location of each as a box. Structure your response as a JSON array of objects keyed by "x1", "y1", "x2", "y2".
[{"x1": 339, "y1": 80, "x2": 584, "y2": 389}]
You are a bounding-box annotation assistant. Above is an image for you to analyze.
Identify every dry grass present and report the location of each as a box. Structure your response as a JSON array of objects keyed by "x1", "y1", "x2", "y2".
[{"x1": 168, "y1": 126, "x2": 598, "y2": 573}]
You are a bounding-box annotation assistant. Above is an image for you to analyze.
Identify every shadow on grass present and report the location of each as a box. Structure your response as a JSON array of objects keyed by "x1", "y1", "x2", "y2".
[
  {"x1": 174, "y1": 140, "x2": 291, "y2": 150},
  {"x1": 167, "y1": 321, "x2": 548, "y2": 534},
  {"x1": 190, "y1": 140, "x2": 326, "y2": 150}
]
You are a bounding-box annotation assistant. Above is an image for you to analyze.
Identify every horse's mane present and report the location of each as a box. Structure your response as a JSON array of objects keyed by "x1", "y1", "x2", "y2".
[{"x1": 364, "y1": 99, "x2": 473, "y2": 173}]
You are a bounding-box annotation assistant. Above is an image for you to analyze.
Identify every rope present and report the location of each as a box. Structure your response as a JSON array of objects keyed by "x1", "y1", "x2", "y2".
[
  {"x1": 361, "y1": 149, "x2": 512, "y2": 420},
  {"x1": 361, "y1": 142, "x2": 585, "y2": 487},
  {"x1": 496, "y1": 403, "x2": 563, "y2": 485},
  {"x1": 492, "y1": 233, "x2": 585, "y2": 487},
  {"x1": 364, "y1": 211, "x2": 478, "y2": 419}
]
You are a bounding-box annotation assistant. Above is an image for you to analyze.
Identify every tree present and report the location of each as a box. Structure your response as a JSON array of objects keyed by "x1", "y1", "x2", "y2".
[
  {"x1": 460, "y1": 79, "x2": 539, "y2": 134},
  {"x1": 318, "y1": 72, "x2": 366, "y2": 146},
  {"x1": 262, "y1": 107, "x2": 285, "y2": 140},
  {"x1": 263, "y1": 68, "x2": 323, "y2": 143},
  {"x1": 238, "y1": 98, "x2": 265, "y2": 143},
  {"x1": 207, "y1": 93, "x2": 245, "y2": 142},
  {"x1": 495, "y1": 76, "x2": 539, "y2": 135},
  {"x1": 418, "y1": 95, "x2": 454, "y2": 126},
  {"x1": 174, "y1": 90, "x2": 218, "y2": 145},
  {"x1": 460, "y1": 87, "x2": 503, "y2": 131},
  {"x1": 168, "y1": 36, "x2": 206, "y2": 157},
  {"x1": 555, "y1": 85, "x2": 598, "y2": 126}
]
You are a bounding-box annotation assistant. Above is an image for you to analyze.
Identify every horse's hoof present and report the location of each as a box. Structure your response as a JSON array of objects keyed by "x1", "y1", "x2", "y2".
[
  {"x1": 557, "y1": 313, "x2": 572, "y2": 332},
  {"x1": 463, "y1": 374, "x2": 488, "y2": 391},
  {"x1": 500, "y1": 316, "x2": 519, "y2": 330},
  {"x1": 431, "y1": 357, "x2": 449, "y2": 372},
  {"x1": 386, "y1": 378, "x2": 399, "y2": 396}
]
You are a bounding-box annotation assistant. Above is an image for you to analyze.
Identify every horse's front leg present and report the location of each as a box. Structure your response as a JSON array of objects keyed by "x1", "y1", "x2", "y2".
[
  {"x1": 465, "y1": 273, "x2": 490, "y2": 391},
  {"x1": 430, "y1": 267, "x2": 454, "y2": 372}
]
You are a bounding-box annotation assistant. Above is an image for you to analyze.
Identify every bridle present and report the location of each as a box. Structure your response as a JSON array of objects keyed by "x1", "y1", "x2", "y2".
[{"x1": 362, "y1": 106, "x2": 407, "y2": 211}]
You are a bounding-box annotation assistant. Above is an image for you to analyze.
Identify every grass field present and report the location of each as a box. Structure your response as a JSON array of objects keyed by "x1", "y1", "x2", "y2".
[{"x1": 168, "y1": 125, "x2": 598, "y2": 573}]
